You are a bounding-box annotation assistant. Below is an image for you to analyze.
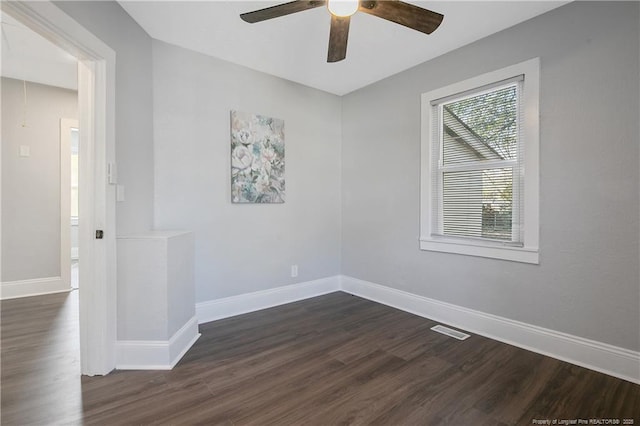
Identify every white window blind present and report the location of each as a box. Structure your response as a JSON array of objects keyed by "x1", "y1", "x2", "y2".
[{"x1": 431, "y1": 79, "x2": 524, "y2": 246}]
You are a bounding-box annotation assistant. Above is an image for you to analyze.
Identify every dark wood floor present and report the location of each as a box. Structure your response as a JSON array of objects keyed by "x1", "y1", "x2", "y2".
[{"x1": 2, "y1": 291, "x2": 638, "y2": 425}]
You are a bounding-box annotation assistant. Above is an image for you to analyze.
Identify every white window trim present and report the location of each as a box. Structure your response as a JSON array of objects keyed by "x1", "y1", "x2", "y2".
[{"x1": 420, "y1": 58, "x2": 540, "y2": 264}]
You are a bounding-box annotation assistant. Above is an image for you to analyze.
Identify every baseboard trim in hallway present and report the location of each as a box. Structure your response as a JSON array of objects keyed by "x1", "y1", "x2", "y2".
[{"x1": 1, "y1": 277, "x2": 70, "y2": 300}]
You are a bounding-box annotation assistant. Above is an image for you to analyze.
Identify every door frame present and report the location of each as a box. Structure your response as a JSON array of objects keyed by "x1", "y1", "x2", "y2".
[
  {"x1": 1, "y1": 1, "x2": 117, "y2": 375},
  {"x1": 60, "y1": 118, "x2": 79, "y2": 289}
]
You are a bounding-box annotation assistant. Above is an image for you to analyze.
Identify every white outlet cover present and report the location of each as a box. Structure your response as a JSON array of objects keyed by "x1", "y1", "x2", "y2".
[{"x1": 19, "y1": 145, "x2": 30, "y2": 157}]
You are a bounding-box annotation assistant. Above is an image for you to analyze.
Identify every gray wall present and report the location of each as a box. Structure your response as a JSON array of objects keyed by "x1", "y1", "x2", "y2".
[
  {"x1": 341, "y1": 1, "x2": 640, "y2": 351},
  {"x1": 152, "y1": 40, "x2": 342, "y2": 302},
  {"x1": 55, "y1": 1, "x2": 155, "y2": 235},
  {"x1": 39, "y1": 1, "x2": 638, "y2": 354},
  {"x1": 1, "y1": 77, "x2": 78, "y2": 281}
]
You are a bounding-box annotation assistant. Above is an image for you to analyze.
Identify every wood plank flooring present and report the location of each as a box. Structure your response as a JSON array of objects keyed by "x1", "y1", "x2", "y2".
[{"x1": 1, "y1": 290, "x2": 639, "y2": 425}]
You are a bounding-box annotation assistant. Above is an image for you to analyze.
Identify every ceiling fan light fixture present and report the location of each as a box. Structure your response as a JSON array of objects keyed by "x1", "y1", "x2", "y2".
[
  {"x1": 240, "y1": 0, "x2": 444, "y2": 63},
  {"x1": 327, "y1": 0, "x2": 359, "y2": 17}
]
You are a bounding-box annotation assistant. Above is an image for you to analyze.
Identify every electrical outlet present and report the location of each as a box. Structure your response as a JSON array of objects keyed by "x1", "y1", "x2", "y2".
[{"x1": 291, "y1": 265, "x2": 298, "y2": 278}]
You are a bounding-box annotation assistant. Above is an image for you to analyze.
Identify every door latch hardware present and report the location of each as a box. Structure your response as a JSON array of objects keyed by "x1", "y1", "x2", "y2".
[{"x1": 96, "y1": 230, "x2": 104, "y2": 239}]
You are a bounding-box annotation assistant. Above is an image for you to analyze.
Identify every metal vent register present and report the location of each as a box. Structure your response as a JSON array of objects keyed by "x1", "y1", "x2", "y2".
[{"x1": 430, "y1": 325, "x2": 471, "y2": 340}]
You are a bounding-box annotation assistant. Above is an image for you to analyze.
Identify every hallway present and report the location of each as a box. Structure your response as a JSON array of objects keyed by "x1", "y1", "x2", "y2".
[{"x1": 1, "y1": 291, "x2": 83, "y2": 423}]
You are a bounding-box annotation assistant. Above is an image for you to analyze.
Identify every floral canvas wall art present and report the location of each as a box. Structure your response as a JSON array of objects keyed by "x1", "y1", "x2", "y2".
[{"x1": 231, "y1": 110, "x2": 285, "y2": 203}]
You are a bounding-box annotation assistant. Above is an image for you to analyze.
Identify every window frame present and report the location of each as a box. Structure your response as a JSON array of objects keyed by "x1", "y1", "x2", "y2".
[
  {"x1": 420, "y1": 58, "x2": 540, "y2": 264},
  {"x1": 70, "y1": 126, "x2": 80, "y2": 222}
]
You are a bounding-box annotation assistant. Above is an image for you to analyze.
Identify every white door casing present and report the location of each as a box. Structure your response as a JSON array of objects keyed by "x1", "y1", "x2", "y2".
[{"x1": 1, "y1": 1, "x2": 117, "y2": 375}]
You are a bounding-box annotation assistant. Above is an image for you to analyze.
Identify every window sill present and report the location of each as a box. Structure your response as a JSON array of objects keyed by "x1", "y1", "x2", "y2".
[{"x1": 420, "y1": 237, "x2": 539, "y2": 264}]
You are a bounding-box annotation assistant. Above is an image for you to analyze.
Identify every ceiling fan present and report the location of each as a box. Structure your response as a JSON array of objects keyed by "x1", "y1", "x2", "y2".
[{"x1": 240, "y1": 0, "x2": 444, "y2": 63}]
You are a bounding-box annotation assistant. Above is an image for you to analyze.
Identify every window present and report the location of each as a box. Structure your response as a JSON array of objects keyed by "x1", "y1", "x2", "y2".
[
  {"x1": 420, "y1": 58, "x2": 539, "y2": 264},
  {"x1": 70, "y1": 127, "x2": 79, "y2": 224}
]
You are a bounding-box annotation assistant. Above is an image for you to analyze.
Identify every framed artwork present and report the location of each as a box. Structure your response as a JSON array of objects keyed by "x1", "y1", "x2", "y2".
[{"x1": 230, "y1": 110, "x2": 285, "y2": 203}]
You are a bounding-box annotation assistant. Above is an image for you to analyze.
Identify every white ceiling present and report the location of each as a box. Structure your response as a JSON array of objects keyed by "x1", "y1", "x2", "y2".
[
  {"x1": 119, "y1": 1, "x2": 568, "y2": 95},
  {"x1": 1, "y1": 13, "x2": 77, "y2": 90},
  {"x1": 1, "y1": 2, "x2": 569, "y2": 95}
]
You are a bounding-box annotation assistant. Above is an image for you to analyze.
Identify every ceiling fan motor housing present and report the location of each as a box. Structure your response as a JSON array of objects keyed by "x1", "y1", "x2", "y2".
[{"x1": 240, "y1": 0, "x2": 444, "y2": 62}]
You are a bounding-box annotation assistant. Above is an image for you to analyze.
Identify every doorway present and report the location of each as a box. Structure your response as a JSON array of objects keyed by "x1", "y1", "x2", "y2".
[{"x1": 1, "y1": 1, "x2": 117, "y2": 375}]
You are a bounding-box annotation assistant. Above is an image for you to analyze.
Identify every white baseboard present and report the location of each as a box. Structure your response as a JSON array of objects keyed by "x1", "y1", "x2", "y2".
[
  {"x1": 1, "y1": 276, "x2": 70, "y2": 300},
  {"x1": 196, "y1": 275, "x2": 341, "y2": 324},
  {"x1": 340, "y1": 275, "x2": 640, "y2": 384},
  {"x1": 116, "y1": 316, "x2": 201, "y2": 370},
  {"x1": 192, "y1": 274, "x2": 639, "y2": 383}
]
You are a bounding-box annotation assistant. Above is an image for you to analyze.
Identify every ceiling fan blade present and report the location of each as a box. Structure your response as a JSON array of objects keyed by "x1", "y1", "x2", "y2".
[
  {"x1": 327, "y1": 14, "x2": 350, "y2": 62},
  {"x1": 359, "y1": 0, "x2": 443, "y2": 35},
  {"x1": 240, "y1": 1, "x2": 326, "y2": 23}
]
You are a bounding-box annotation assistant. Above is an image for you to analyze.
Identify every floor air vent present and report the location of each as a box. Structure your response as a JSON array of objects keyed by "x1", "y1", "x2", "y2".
[{"x1": 430, "y1": 325, "x2": 470, "y2": 341}]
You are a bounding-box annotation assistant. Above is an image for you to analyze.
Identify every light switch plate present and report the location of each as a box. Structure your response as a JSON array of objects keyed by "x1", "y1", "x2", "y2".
[
  {"x1": 107, "y1": 162, "x2": 118, "y2": 184},
  {"x1": 19, "y1": 145, "x2": 30, "y2": 157}
]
